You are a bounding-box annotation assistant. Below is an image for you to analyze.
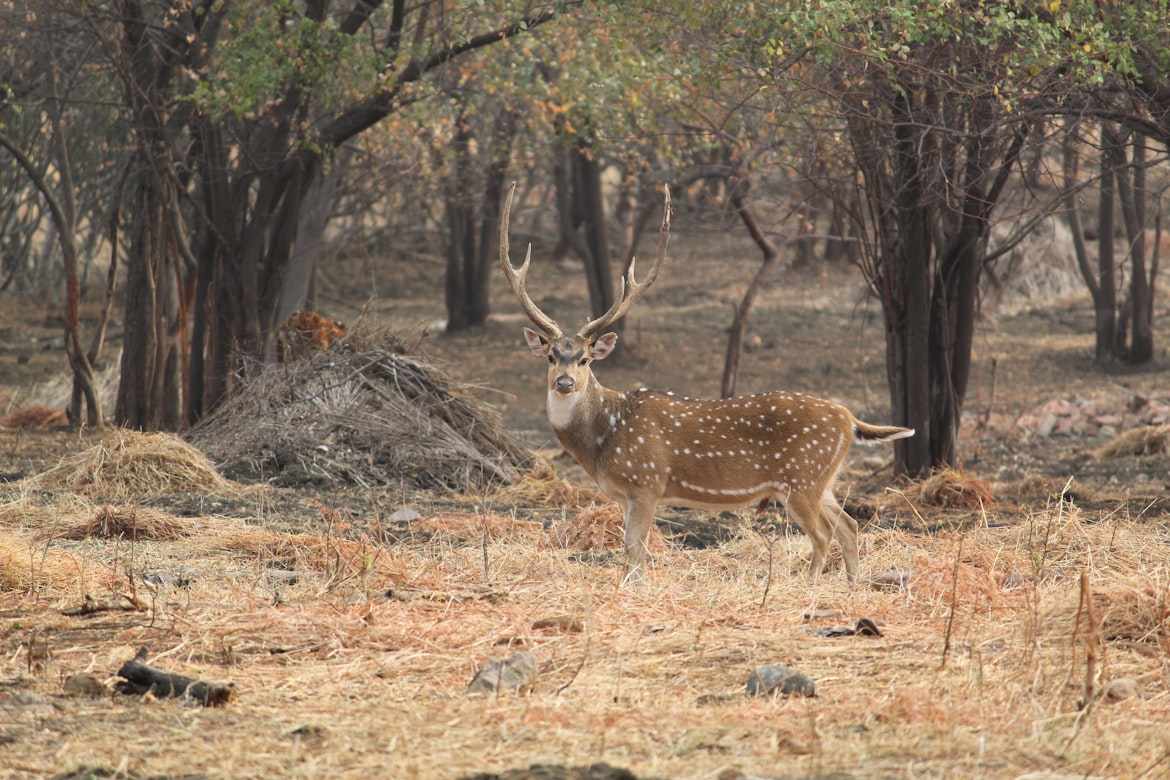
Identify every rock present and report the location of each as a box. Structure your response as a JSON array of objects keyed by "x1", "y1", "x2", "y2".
[
  {"x1": 816, "y1": 617, "x2": 883, "y2": 638},
  {"x1": 1036, "y1": 413, "x2": 1059, "y2": 437},
  {"x1": 867, "y1": 569, "x2": 912, "y2": 590},
  {"x1": 460, "y1": 763, "x2": 643, "y2": 780},
  {"x1": 746, "y1": 664, "x2": 815, "y2": 698},
  {"x1": 63, "y1": 673, "x2": 109, "y2": 699},
  {"x1": 532, "y1": 615, "x2": 584, "y2": 634},
  {"x1": 391, "y1": 506, "x2": 421, "y2": 522},
  {"x1": 468, "y1": 650, "x2": 537, "y2": 694},
  {"x1": 1103, "y1": 677, "x2": 1141, "y2": 703}
]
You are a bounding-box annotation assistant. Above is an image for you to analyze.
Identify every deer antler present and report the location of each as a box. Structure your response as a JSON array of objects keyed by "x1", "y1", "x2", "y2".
[
  {"x1": 500, "y1": 182, "x2": 563, "y2": 340},
  {"x1": 577, "y1": 185, "x2": 672, "y2": 341}
]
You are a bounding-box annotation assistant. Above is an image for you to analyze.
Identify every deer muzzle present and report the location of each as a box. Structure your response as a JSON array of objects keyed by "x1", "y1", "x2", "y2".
[{"x1": 554, "y1": 375, "x2": 575, "y2": 395}]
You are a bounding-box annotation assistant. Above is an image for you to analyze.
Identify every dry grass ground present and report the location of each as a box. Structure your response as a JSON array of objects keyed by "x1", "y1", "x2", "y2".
[{"x1": 1, "y1": 440, "x2": 1168, "y2": 779}]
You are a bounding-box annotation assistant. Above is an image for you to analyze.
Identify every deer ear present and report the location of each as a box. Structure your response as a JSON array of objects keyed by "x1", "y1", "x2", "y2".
[
  {"x1": 523, "y1": 327, "x2": 549, "y2": 357},
  {"x1": 590, "y1": 332, "x2": 619, "y2": 361}
]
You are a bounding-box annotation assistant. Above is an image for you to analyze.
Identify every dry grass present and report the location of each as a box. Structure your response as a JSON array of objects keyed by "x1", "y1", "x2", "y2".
[
  {"x1": 18, "y1": 428, "x2": 242, "y2": 499},
  {"x1": 491, "y1": 463, "x2": 609, "y2": 509},
  {"x1": 915, "y1": 467, "x2": 996, "y2": 509},
  {"x1": 1, "y1": 477, "x2": 1168, "y2": 780},
  {"x1": 0, "y1": 404, "x2": 69, "y2": 430},
  {"x1": 1094, "y1": 424, "x2": 1170, "y2": 458}
]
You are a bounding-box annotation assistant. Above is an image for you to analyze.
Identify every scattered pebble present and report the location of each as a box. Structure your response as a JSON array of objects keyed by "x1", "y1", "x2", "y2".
[{"x1": 969, "y1": 393, "x2": 1170, "y2": 439}]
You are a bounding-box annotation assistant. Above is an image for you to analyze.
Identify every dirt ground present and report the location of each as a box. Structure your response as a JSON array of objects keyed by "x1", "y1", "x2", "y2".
[{"x1": 2, "y1": 218, "x2": 1170, "y2": 780}]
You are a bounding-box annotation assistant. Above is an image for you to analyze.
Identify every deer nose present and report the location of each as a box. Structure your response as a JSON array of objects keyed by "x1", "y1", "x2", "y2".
[{"x1": 554, "y1": 375, "x2": 575, "y2": 395}]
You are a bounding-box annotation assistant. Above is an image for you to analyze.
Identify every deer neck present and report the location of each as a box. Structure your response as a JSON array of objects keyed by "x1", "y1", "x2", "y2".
[{"x1": 547, "y1": 376, "x2": 623, "y2": 475}]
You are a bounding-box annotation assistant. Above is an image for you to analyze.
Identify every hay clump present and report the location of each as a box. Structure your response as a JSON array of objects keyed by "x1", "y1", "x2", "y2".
[
  {"x1": 213, "y1": 527, "x2": 406, "y2": 586},
  {"x1": 916, "y1": 468, "x2": 994, "y2": 509},
  {"x1": 0, "y1": 531, "x2": 94, "y2": 594},
  {"x1": 23, "y1": 429, "x2": 241, "y2": 499},
  {"x1": 1044, "y1": 584, "x2": 1170, "y2": 643},
  {"x1": 35, "y1": 504, "x2": 194, "y2": 542},
  {"x1": 553, "y1": 504, "x2": 626, "y2": 551},
  {"x1": 0, "y1": 404, "x2": 69, "y2": 430},
  {"x1": 491, "y1": 464, "x2": 608, "y2": 509},
  {"x1": 187, "y1": 322, "x2": 532, "y2": 492},
  {"x1": 1094, "y1": 424, "x2": 1170, "y2": 458},
  {"x1": 549, "y1": 503, "x2": 666, "y2": 554}
]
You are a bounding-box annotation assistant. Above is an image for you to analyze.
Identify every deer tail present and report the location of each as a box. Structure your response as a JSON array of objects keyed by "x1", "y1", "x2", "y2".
[{"x1": 853, "y1": 418, "x2": 915, "y2": 443}]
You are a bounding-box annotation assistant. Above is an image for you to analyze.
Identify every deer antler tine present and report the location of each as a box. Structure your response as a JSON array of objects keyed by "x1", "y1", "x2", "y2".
[
  {"x1": 578, "y1": 184, "x2": 672, "y2": 340},
  {"x1": 499, "y1": 182, "x2": 563, "y2": 339}
]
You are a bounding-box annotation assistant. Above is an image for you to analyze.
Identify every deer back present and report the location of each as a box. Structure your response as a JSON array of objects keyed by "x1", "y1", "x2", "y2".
[{"x1": 556, "y1": 387, "x2": 858, "y2": 508}]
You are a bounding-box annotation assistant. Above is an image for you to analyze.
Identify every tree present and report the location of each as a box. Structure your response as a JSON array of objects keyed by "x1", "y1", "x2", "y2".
[
  {"x1": 97, "y1": 0, "x2": 571, "y2": 428},
  {"x1": 667, "y1": 0, "x2": 1137, "y2": 474},
  {"x1": 0, "y1": 6, "x2": 126, "y2": 426}
]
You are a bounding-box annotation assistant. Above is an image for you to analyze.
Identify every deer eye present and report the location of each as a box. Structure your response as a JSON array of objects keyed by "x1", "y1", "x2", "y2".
[
  {"x1": 547, "y1": 355, "x2": 555, "y2": 364},
  {"x1": 578, "y1": 357, "x2": 588, "y2": 367}
]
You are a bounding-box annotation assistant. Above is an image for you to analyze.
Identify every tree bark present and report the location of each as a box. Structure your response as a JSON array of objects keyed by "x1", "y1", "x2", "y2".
[
  {"x1": 1097, "y1": 125, "x2": 1120, "y2": 364},
  {"x1": 722, "y1": 184, "x2": 782, "y2": 399},
  {"x1": 574, "y1": 140, "x2": 616, "y2": 328}
]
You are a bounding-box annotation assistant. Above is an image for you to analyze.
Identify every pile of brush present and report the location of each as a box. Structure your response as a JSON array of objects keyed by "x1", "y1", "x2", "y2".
[{"x1": 187, "y1": 323, "x2": 533, "y2": 492}]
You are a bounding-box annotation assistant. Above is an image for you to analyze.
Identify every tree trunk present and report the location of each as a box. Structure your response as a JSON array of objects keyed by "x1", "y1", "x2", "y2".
[
  {"x1": 885, "y1": 96, "x2": 933, "y2": 477},
  {"x1": 278, "y1": 148, "x2": 350, "y2": 325},
  {"x1": 117, "y1": 162, "x2": 183, "y2": 429},
  {"x1": 1124, "y1": 134, "x2": 1154, "y2": 364},
  {"x1": 0, "y1": 130, "x2": 103, "y2": 428},
  {"x1": 471, "y1": 112, "x2": 514, "y2": 326},
  {"x1": 721, "y1": 184, "x2": 782, "y2": 398},
  {"x1": 573, "y1": 141, "x2": 616, "y2": 327},
  {"x1": 926, "y1": 125, "x2": 990, "y2": 468},
  {"x1": 1097, "y1": 125, "x2": 1120, "y2": 364}
]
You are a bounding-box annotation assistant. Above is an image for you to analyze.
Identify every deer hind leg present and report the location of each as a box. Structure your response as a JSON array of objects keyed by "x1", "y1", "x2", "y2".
[
  {"x1": 782, "y1": 492, "x2": 835, "y2": 581},
  {"x1": 822, "y1": 491, "x2": 860, "y2": 584},
  {"x1": 620, "y1": 496, "x2": 657, "y2": 590}
]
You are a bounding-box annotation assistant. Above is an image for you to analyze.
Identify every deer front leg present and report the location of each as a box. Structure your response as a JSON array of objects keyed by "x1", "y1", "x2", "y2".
[{"x1": 620, "y1": 496, "x2": 657, "y2": 590}]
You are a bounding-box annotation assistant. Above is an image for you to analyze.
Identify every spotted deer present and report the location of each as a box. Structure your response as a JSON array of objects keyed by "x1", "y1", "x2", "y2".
[{"x1": 500, "y1": 184, "x2": 913, "y2": 588}]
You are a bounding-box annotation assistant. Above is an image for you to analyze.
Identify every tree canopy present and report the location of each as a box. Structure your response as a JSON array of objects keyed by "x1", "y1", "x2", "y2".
[{"x1": 2, "y1": 0, "x2": 1170, "y2": 475}]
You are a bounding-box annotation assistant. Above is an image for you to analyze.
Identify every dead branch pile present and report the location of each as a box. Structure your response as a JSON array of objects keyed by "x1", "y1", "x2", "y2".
[{"x1": 186, "y1": 323, "x2": 532, "y2": 492}]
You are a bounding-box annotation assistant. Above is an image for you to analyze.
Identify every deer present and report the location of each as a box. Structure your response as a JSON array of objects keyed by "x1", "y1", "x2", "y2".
[{"x1": 499, "y1": 183, "x2": 914, "y2": 589}]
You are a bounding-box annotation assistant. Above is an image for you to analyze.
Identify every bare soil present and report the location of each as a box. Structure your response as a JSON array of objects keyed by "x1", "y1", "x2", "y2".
[{"x1": 2, "y1": 221, "x2": 1170, "y2": 780}]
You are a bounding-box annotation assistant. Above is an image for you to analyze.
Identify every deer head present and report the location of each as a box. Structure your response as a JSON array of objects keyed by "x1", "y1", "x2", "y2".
[{"x1": 500, "y1": 183, "x2": 671, "y2": 420}]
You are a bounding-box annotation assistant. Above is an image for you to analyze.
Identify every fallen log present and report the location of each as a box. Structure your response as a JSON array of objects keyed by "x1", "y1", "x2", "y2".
[{"x1": 115, "y1": 647, "x2": 236, "y2": 707}]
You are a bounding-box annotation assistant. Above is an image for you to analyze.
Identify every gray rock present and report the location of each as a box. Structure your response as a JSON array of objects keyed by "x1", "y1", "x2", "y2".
[
  {"x1": 63, "y1": 673, "x2": 109, "y2": 699},
  {"x1": 468, "y1": 650, "x2": 537, "y2": 694},
  {"x1": 746, "y1": 664, "x2": 815, "y2": 698}
]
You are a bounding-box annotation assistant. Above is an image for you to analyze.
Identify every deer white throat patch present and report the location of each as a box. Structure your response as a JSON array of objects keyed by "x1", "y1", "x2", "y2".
[{"x1": 547, "y1": 389, "x2": 580, "y2": 430}]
